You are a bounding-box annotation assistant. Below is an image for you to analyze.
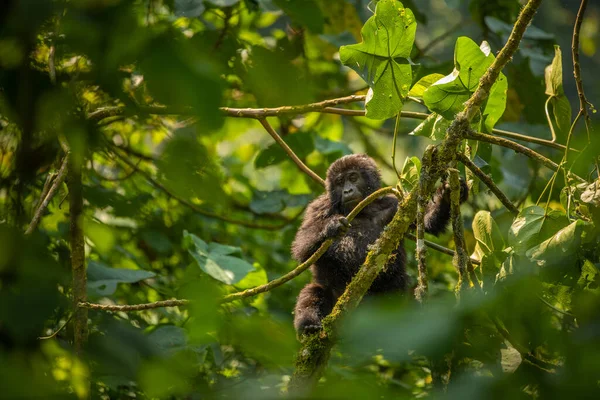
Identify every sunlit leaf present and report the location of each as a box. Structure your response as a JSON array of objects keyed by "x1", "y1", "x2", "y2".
[
  {"x1": 339, "y1": 0, "x2": 416, "y2": 120},
  {"x1": 423, "y1": 37, "x2": 507, "y2": 131},
  {"x1": 399, "y1": 156, "x2": 420, "y2": 192},
  {"x1": 508, "y1": 206, "x2": 569, "y2": 256},
  {"x1": 408, "y1": 73, "x2": 444, "y2": 97}
]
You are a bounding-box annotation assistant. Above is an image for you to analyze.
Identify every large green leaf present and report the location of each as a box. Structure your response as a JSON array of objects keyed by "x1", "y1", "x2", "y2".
[
  {"x1": 471, "y1": 211, "x2": 505, "y2": 285},
  {"x1": 508, "y1": 206, "x2": 569, "y2": 256},
  {"x1": 423, "y1": 37, "x2": 507, "y2": 132},
  {"x1": 408, "y1": 112, "x2": 449, "y2": 142},
  {"x1": 88, "y1": 261, "x2": 156, "y2": 297},
  {"x1": 399, "y1": 156, "x2": 421, "y2": 192},
  {"x1": 184, "y1": 231, "x2": 255, "y2": 285},
  {"x1": 339, "y1": 0, "x2": 416, "y2": 120},
  {"x1": 527, "y1": 220, "x2": 589, "y2": 273}
]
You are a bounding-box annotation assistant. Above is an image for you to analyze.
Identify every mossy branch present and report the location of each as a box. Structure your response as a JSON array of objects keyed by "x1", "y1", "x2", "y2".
[
  {"x1": 67, "y1": 151, "x2": 88, "y2": 356},
  {"x1": 25, "y1": 155, "x2": 69, "y2": 234},
  {"x1": 449, "y1": 169, "x2": 471, "y2": 295}
]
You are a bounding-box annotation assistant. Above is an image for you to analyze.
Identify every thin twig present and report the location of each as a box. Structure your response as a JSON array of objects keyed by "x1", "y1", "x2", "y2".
[
  {"x1": 457, "y1": 153, "x2": 519, "y2": 215},
  {"x1": 466, "y1": 131, "x2": 586, "y2": 183},
  {"x1": 38, "y1": 314, "x2": 74, "y2": 340},
  {"x1": 415, "y1": 20, "x2": 466, "y2": 59},
  {"x1": 221, "y1": 95, "x2": 366, "y2": 118},
  {"x1": 391, "y1": 113, "x2": 402, "y2": 181},
  {"x1": 258, "y1": 118, "x2": 325, "y2": 186},
  {"x1": 405, "y1": 233, "x2": 481, "y2": 265},
  {"x1": 25, "y1": 155, "x2": 69, "y2": 234}
]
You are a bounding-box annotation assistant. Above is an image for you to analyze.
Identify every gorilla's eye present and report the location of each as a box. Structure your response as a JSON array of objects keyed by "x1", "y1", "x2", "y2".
[
  {"x1": 335, "y1": 177, "x2": 343, "y2": 186},
  {"x1": 348, "y1": 172, "x2": 359, "y2": 183}
]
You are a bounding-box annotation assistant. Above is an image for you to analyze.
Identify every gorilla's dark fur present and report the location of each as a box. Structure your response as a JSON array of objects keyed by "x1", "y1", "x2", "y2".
[{"x1": 292, "y1": 154, "x2": 466, "y2": 336}]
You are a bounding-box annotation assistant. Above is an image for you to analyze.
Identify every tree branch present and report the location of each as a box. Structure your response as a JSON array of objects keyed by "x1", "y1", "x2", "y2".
[
  {"x1": 25, "y1": 155, "x2": 69, "y2": 235},
  {"x1": 221, "y1": 95, "x2": 365, "y2": 118},
  {"x1": 457, "y1": 152, "x2": 519, "y2": 215},
  {"x1": 258, "y1": 118, "x2": 325, "y2": 186},
  {"x1": 67, "y1": 151, "x2": 88, "y2": 356},
  {"x1": 449, "y1": 169, "x2": 471, "y2": 294},
  {"x1": 79, "y1": 299, "x2": 189, "y2": 312},
  {"x1": 414, "y1": 147, "x2": 433, "y2": 302},
  {"x1": 466, "y1": 131, "x2": 586, "y2": 183}
]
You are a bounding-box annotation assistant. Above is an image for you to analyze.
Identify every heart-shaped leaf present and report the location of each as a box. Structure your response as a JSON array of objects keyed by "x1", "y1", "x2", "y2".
[
  {"x1": 339, "y1": 0, "x2": 416, "y2": 120},
  {"x1": 423, "y1": 37, "x2": 507, "y2": 132}
]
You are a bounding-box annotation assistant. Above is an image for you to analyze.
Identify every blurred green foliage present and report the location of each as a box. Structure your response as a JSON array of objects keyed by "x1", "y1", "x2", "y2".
[{"x1": 1, "y1": 0, "x2": 600, "y2": 398}]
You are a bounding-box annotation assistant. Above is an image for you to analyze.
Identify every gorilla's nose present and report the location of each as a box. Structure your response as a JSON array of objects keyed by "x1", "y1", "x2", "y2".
[{"x1": 344, "y1": 188, "x2": 354, "y2": 195}]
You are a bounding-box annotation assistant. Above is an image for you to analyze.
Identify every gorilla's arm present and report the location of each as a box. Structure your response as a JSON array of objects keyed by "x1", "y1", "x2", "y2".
[
  {"x1": 291, "y1": 195, "x2": 344, "y2": 263},
  {"x1": 423, "y1": 181, "x2": 469, "y2": 235},
  {"x1": 379, "y1": 181, "x2": 468, "y2": 236}
]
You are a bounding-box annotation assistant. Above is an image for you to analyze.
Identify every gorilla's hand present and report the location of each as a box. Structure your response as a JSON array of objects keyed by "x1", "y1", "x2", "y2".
[
  {"x1": 324, "y1": 216, "x2": 350, "y2": 239},
  {"x1": 442, "y1": 177, "x2": 469, "y2": 204}
]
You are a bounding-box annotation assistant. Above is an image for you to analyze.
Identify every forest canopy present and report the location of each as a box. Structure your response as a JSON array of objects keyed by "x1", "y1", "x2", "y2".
[{"x1": 1, "y1": 0, "x2": 600, "y2": 399}]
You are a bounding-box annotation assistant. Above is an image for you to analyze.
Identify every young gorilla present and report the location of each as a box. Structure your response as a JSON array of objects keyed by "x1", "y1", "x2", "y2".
[{"x1": 292, "y1": 154, "x2": 467, "y2": 336}]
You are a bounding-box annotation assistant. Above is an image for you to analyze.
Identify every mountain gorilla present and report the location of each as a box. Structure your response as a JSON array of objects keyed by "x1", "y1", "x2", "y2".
[{"x1": 292, "y1": 154, "x2": 467, "y2": 336}]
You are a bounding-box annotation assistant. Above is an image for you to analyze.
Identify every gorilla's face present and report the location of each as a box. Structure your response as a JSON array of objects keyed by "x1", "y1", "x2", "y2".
[{"x1": 332, "y1": 168, "x2": 367, "y2": 212}]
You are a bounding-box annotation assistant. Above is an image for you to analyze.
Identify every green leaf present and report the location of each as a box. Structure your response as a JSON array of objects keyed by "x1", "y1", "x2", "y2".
[
  {"x1": 580, "y1": 180, "x2": 600, "y2": 207},
  {"x1": 527, "y1": 220, "x2": 589, "y2": 271},
  {"x1": 87, "y1": 261, "x2": 156, "y2": 297},
  {"x1": 544, "y1": 46, "x2": 565, "y2": 97},
  {"x1": 408, "y1": 112, "x2": 449, "y2": 142},
  {"x1": 508, "y1": 206, "x2": 569, "y2": 256},
  {"x1": 423, "y1": 37, "x2": 507, "y2": 131},
  {"x1": 472, "y1": 211, "x2": 505, "y2": 257},
  {"x1": 471, "y1": 211, "x2": 505, "y2": 285},
  {"x1": 545, "y1": 46, "x2": 572, "y2": 139},
  {"x1": 184, "y1": 232, "x2": 254, "y2": 285},
  {"x1": 255, "y1": 132, "x2": 314, "y2": 169},
  {"x1": 399, "y1": 156, "x2": 420, "y2": 192},
  {"x1": 147, "y1": 326, "x2": 187, "y2": 356},
  {"x1": 408, "y1": 73, "x2": 445, "y2": 97},
  {"x1": 339, "y1": 0, "x2": 416, "y2": 120}
]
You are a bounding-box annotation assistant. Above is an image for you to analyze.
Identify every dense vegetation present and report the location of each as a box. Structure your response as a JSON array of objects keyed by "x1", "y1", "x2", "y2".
[{"x1": 1, "y1": 0, "x2": 599, "y2": 398}]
